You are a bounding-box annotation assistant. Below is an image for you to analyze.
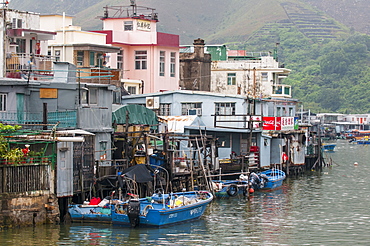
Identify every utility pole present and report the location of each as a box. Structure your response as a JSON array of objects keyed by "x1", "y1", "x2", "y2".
[{"x1": 1, "y1": 1, "x2": 9, "y2": 77}]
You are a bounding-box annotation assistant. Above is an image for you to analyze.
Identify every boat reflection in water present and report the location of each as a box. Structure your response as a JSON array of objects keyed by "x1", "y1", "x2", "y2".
[{"x1": 62, "y1": 219, "x2": 208, "y2": 245}]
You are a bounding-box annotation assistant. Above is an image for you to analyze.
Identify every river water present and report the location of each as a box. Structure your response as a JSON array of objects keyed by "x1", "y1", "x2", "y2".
[{"x1": 1, "y1": 140, "x2": 370, "y2": 245}]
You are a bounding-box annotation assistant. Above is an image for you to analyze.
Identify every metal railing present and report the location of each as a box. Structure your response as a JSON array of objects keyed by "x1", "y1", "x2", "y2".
[
  {"x1": 77, "y1": 67, "x2": 121, "y2": 86},
  {"x1": 0, "y1": 110, "x2": 77, "y2": 129},
  {"x1": 6, "y1": 53, "x2": 55, "y2": 79}
]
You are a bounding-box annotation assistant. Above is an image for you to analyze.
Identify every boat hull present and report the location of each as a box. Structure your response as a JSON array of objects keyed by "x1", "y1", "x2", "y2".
[
  {"x1": 68, "y1": 205, "x2": 111, "y2": 222},
  {"x1": 212, "y1": 180, "x2": 248, "y2": 198},
  {"x1": 258, "y1": 169, "x2": 286, "y2": 190},
  {"x1": 356, "y1": 140, "x2": 370, "y2": 144},
  {"x1": 322, "y1": 144, "x2": 336, "y2": 151},
  {"x1": 112, "y1": 191, "x2": 213, "y2": 227},
  {"x1": 262, "y1": 177, "x2": 285, "y2": 189}
]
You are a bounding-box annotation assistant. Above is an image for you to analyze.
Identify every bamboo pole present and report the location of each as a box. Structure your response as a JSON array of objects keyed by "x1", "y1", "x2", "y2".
[{"x1": 196, "y1": 137, "x2": 212, "y2": 194}]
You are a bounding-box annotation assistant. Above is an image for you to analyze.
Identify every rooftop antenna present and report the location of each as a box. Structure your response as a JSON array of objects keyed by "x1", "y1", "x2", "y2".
[
  {"x1": 130, "y1": 0, "x2": 137, "y2": 16},
  {"x1": 273, "y1": 42, "x2": 280, "y2": 62}
]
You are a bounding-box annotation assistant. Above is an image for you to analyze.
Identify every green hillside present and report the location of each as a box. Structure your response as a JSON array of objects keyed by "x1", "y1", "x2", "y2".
[
  {"x1": 7, "y1": 0, "x2": 370, "y2": 114},
  {"x1": 9, "y1": 0, "x2": 351, "y2": 44}
]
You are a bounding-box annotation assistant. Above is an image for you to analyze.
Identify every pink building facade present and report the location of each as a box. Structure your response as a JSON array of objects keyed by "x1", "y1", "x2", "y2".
[{"x1": 96, "y1": 5, "x2": 180, "y2": 94}]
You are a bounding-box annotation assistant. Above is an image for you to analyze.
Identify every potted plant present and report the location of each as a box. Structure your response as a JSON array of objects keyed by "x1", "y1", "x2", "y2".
[
  {"x1": 28, "y1": 149, "x2": 44, "y2": 163},
  {"x1": 1, "y1": 148, "x2": 24, "y2": 165}
]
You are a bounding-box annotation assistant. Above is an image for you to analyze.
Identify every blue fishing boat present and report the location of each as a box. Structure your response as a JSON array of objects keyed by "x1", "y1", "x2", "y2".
[
  {"x1": 68, "y1": 164, "x2": 158, "y2": 223},
  {"x1": 212, "y1": 178, "x2": 249, "y2": 198},
  {"x1": 259, "y1": 169, "x2": 286, "y2": 190},
  {"x1": 354, "y1": 137, "x2": 370, "y2": 144},
  {"x1": 212, "y1": 169, "x2": 286, "y2": 197},
  {"x1": 248, "y1": 169, "x2": 286, "y2": 191},
  {"x1": 322, "y1": 143, "x2": 336, "y2": 151},
  {"x1": 111, "y1": 190, "x2": 213, "y2": 227}
]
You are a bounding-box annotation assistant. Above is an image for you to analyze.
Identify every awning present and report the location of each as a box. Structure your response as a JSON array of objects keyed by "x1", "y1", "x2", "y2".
[
  {"x1": 7, "y1": 29, "x2": 56, "y2": 40},
  {"x1": 72, "y1": 43, "x2": 121, "y2": 53},
  {"x1": 185, "y1": 125, "x2": 262, "y2": 133},
  {"x1": 158, "y1": 115, "x2": 205, "y2": 133}
]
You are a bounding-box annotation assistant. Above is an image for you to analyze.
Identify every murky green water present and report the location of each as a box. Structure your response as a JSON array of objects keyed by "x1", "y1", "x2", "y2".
[{"x1": 1, "y1": 140, "x2": 370, "y2": 245}]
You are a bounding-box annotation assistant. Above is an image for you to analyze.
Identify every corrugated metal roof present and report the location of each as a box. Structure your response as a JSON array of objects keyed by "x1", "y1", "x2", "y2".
[
  {"x1": 121, "y1": 89, "x2": 248, "y2": 100},
  {"x1": 112, "y1": 104, "x2": 158, "y2": 125}
]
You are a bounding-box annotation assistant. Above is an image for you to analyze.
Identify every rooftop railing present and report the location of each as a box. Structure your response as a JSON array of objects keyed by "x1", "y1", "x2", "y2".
[
  {"x1": 6, "y1": 53, "x2": 55, "y2": 79},
  {"x1": 0, "y1": 110, "x2": 77, "y2": 129}
]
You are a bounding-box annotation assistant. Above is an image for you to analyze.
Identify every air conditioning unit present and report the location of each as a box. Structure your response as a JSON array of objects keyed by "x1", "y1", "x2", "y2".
[
  {"x1": 146, "y1": 97, "x2": 159, "y2": 109},
  {"x1": 188, "y1": 108, "x2": 202, "y2": 116}
]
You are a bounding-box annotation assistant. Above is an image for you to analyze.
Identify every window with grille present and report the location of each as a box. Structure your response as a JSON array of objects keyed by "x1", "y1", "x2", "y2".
[
  {"x1": 215, "y1": 102, "x2": 235, "y2": 115},
  {"x1": 227, "y1": 73, "x2": 236, "y2": 85},
  {"x1": 117, "y1": 50, "x2": 123, "y2": 70},
  {"x1": 0, "y1": 93, "x2": 7, "y2": 111},
  {"x1": 124, "y1": 21, "x2": 133, "y2": 31},
  {"x1": 127, "y1": 86, "x2": 136, "y2": 95},
  {"x1": 159, "y1": 103, "x2": 171, "y2": 116},
  {"x1": 135, "y1": 51, "x2": 147, "y2": 70},
  {"x1": 77, "y1": 51, "x2": 84, "y2": 66},
  {"x1": 159, "y1": 51, "x2": 165, "y2": 76},
  {"x1": 89, "y1": 52, "x2": 95, "y2": 66},
  {"x1": 170, "y1": 52, "x2": 176, "y2": 77},
  {"x1": 181, "y1": 103, "x2": 202, "y2": 115},
  {"x1": 16, "y1": 39, "x2": 26, "y2": 53},
  {"x1": 55, "y1": 50, "x2": 61, "y2": 62},
  {"x1": 81, "y1": 88, "x2": 98, "y2": 105}
]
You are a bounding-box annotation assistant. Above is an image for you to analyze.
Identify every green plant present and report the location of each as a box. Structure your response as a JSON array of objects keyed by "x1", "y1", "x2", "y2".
[
  {"x1": 0, "y1": 123, "x2": 22, "y2": 132},
  {"x1": 1, "y1": 148, "x2": 24, "y2": 163},
  {"x1": 28, "y1": 150, "x2": 44, "y2": 157},
  {"x1": 0, "y1": 136, "x2": 7, "y2": 154}
]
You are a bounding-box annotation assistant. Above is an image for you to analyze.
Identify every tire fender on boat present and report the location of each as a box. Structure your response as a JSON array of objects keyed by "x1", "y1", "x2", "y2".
[
  {"x1": 226, "y1": 184, "x2": 238, "y2": 197},
  {"x1": 142, "y1": 204, "x2": 153, "y2": 216}
]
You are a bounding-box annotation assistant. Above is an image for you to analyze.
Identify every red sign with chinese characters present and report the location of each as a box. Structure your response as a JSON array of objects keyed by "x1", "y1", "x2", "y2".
[{"x1": 281, "y1": 117, "x2": 294, "y2": 130}]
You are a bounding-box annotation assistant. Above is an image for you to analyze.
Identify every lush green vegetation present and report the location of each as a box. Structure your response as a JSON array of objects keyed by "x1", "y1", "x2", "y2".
[
  {"x1": 240, "y1": 27, "x2": 370, "y2": 114},
  {"x1": 9, "y1": 0, "x2": 370, "y2": 113}
]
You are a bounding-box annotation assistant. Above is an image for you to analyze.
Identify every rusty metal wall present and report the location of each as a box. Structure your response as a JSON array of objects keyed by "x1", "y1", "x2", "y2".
[{"x1": 0, "y1": 164, "x2": 50, "y2": 193}]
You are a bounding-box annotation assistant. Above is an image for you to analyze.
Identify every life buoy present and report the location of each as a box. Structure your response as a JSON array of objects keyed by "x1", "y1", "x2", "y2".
[
  {"x1": 282, "y1": 152, "x2": 288, "y2": 162},
  {"x1": 226, "y1": 184, "x2": 238, "y2": 197},
  {"x1": 142, "y1": 204, "x2": 153, "y2": 216}
]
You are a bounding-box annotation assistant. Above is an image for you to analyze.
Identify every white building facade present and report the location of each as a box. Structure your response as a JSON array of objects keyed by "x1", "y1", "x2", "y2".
[{"x1": 211, "y1": 54, "x2": 291, "y2": 99}]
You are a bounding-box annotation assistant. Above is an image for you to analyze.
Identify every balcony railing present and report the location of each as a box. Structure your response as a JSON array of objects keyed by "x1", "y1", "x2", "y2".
[
  {"x1": 272, "y1": 84, "x2": 292, "y2": 98},
  {"x1": 0, "y1": 110, "x2": 77, "y2": 129},
  {"x1": 6, "y1": 53, "x2": 56, "y2": 79},
  {"x1": 77, "y1": 67, "x2": 121, "y2": 86}
]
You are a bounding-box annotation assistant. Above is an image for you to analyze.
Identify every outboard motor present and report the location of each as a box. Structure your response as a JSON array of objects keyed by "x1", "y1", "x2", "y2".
[
  {"x1": 259, "y1": 174, "x2": 269, "y2": 188},
  {"x1": 249, "y1": 172, "x2": 261, "y2": 189},
  {"x1": 127, "y1": 199, "x2": 141, "y2": 227}
]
